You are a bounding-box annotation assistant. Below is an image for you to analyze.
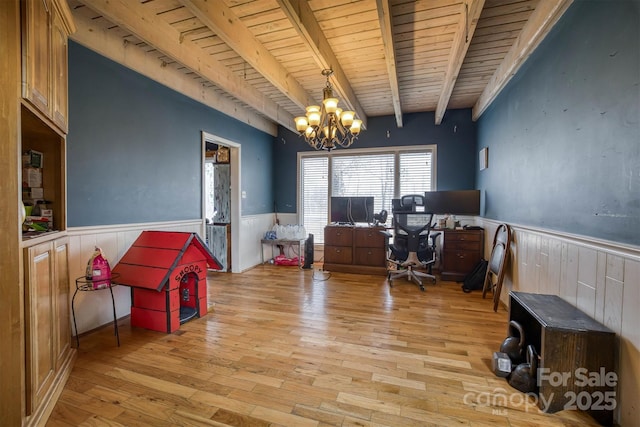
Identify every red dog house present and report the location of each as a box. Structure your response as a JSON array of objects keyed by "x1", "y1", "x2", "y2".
[{"x1": 112, "y1": 231, "x2": 222, "y2": 333}]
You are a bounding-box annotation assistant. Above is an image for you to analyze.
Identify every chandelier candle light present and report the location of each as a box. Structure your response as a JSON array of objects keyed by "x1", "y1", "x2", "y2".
[{"x1": 294, "y1": 69, "x2": 363, "y2": 151}]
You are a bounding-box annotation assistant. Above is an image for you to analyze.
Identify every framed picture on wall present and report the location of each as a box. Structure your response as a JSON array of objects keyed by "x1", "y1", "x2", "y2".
[
  {"x1": 479, "y1": 147, "x2": 488, "y2": 170},
  {"x1": 217, "y1": 147, "x2": 229, "y2": 163}
]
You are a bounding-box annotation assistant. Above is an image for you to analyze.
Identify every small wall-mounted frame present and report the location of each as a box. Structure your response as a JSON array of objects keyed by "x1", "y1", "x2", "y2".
[
  {"x1": 479, "y1": 147, "x2": 488, "y2": 171},
  {"x1": 28, "y1": 150, "x2": 43, "y2": 168},
  {"x1": 217, "y1": 146, "x2": 230, "y2": 163}
]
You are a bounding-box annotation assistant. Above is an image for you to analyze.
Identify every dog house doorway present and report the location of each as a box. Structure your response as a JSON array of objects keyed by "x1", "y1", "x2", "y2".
[{"x1": 202, "y1": 131, "x2": 240, "y2": 272}]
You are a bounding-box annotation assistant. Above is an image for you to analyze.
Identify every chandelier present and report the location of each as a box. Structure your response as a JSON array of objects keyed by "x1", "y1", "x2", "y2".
[{"x1": 294, "y1": 69, "x2": 363, "y2": 151}]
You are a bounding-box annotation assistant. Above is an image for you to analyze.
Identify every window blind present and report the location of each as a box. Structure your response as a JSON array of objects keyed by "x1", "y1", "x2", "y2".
[
  {"x1": 300, "y1": 157, "x2": 328, "y2": 242},
  {"x1": 399, "y1": 152, "x2": 433, "y2": 196},
  {"x1": 332, "y1": 153, "x2": 395, "y2": 222},
  {"x1": 299, "y1": 147, "x2": 435, "y2": 243}
]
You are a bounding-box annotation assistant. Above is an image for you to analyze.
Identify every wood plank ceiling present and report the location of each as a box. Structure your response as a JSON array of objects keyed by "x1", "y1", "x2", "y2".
[{"x1": 67, "y1": 0, "x2": 573, "y2": 136}]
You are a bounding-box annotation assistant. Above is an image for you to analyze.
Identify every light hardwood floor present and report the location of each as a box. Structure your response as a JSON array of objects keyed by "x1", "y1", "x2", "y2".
[{"x1": 47, "y1": 265, "x2": 602, "y2": 426}]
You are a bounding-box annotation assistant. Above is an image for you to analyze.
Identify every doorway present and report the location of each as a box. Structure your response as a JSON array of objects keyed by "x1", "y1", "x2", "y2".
[{"x1": 202, "y1": 131, "x2": 241, "y2": 273}]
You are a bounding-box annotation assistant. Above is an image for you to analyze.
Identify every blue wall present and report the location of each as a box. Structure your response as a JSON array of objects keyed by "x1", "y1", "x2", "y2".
[
  {"x1": 67, "y1": 42, "x2": 274, "y2": 226},
  {"x1": 274, "y1": 109, "x2": 477, "y2": 213},
  {"x1": 476, "y1": 0, "x2": 640, "y2": 244}
]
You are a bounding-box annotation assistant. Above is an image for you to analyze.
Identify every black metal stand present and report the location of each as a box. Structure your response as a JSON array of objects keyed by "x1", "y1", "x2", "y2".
[{"x1": 73, "y1": 274, "x2": 120, "y2": 347}]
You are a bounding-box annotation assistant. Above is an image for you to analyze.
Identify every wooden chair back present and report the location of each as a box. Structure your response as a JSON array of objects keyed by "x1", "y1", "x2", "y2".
[{"x1": 482, "y1": 224, "x2": 512, "y2": 311}]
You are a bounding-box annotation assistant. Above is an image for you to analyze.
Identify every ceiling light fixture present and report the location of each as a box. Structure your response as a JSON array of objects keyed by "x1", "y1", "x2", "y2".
[{"x1": 294, "y1": 69, "x2": 363, "y2": 151}]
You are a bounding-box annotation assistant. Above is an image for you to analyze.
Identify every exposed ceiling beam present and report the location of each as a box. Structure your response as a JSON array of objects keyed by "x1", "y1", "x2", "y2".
[
  {"x1": 76, "y1": 0, "x2": 296, "y2": 132},
  {"x1": 376, "y1": 0, "x2": 402, "y2": 128},
  {"x1": 276, "y1": 0, "x2": 368, "y2": 130},
  {"x1": 472, "y1": 0, "x2": 574, "y2": 121},
  {"x1": 435, "y1": 0, "x2": 485, "y2": 125},
  {"x1": 179, "y1": 0, "x2": 315, "y2": 112},
  {"x1": 69, "y1": 13, "x2": 277, "y2": 136}
]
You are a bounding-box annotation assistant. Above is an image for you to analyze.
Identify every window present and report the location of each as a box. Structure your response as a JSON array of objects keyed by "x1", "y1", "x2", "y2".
[
  {"x1": 300, "y1": 156, "x2": 328, "y2": 242},
  {"x1": 332, "y1": 153, "x2": 395, "y2": 215},
  {"x1": 399, "y1": 152, "x2": 433, "y2": 195},
  {"x1": 299, "y1": 146, "x2": 436, "y2": 243}
]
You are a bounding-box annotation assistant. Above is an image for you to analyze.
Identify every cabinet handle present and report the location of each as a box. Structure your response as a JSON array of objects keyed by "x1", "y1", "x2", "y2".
[
  {"x1": 367, "y1": 251, "x2": 372, "y2": 255},
  {"x1": 336, "y1": 249, "x2": 341, "y2": 253}
]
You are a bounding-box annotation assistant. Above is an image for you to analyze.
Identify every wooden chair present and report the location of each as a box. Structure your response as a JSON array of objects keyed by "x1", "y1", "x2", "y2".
[{"x1": 482, "y1": 223, "x2": 512, "y2": 311}]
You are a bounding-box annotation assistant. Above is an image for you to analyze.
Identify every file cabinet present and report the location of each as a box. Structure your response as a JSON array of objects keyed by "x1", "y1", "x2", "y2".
[{"x1": 441, "y1": 228, "x2": 484, "y2": 281}]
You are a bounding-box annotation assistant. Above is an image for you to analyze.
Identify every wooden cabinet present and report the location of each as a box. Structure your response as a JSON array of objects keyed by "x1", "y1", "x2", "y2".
[
  {"x1": 21, "y1": 0, "x2": 75, "y2": 132},
  {"x1": 324, "y1": 226, "x2": 353, "y2": 265},
  {"x1": 324, "y1": 225, "x2": 386, "y2": 275},
  {"x1": 508, "y1": 292, "x2": 615, "y2": 426},
  {"x1": 21, "y1": 105, "x2": 67, "y2": 234},
  {"x1": 353, "y1": 228, "x2": 386, "y2": 268},
  {"x1": 441, "y1": 228, "x2": 484, "y2": 281},
  {"x1": 23, "y1": 237, "x2": 74, "y2": 423},
  {"x1": 51, "y1": 5, "x2": 70, "y2": 130},
  {"x1": 22, "y1": 0, "x2": 52, "y2": 116}
]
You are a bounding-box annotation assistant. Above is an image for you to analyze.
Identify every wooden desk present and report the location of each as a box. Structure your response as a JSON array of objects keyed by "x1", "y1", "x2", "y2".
[{"x1": 323, "y1": 225, "x2": 387, "y2": 275}]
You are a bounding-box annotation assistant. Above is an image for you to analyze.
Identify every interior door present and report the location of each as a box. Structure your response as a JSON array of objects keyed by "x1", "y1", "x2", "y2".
[{"x1": 205, "y1": 147, "x2": 231, "y2": 271}]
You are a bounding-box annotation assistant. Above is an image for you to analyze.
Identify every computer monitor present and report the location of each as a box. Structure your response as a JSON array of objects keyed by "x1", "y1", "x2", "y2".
[
  {"x1": 423, "y1": 190, "x2": 480, "y2": 215},
  {"x1": 330, "y1": 196, "x2": 374, "y2": 224}
]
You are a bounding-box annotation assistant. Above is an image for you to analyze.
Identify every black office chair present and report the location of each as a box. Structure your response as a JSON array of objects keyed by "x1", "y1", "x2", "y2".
[{"x1": 384, "y1": 195, "x2": 439, "y2": 291}]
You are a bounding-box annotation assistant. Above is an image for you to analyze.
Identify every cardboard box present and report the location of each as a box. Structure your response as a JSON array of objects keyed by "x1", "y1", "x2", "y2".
[
  {"x1": 41, "y1": 209, "x2": 53, "y2": 229},
  {"x1": 22, "y1": 167, "x2": 42, "y2": 188},
  {"x1": 29, "y1": 187, "x2": 44, "y2": 199}
]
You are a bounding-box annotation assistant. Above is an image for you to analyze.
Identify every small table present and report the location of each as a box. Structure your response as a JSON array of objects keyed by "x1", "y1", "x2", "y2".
[
  {"x1": 72, "y1": 274, "x2": 120, "y2": 347},
  {"x1": 260, "y1": 238, "x2": 305, "y2": 267}
]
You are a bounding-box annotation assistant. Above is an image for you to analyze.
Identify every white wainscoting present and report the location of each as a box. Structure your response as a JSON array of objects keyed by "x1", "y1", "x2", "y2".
[
  {"x1": 479, "y1": 219, "x2": 639, "y2": 426},
  {"x1": 237, "y1": 213, "x2": 279, "y2": 272},
  {"x1": 67, "y1": 215, "x2": 281, "y2": 335}
]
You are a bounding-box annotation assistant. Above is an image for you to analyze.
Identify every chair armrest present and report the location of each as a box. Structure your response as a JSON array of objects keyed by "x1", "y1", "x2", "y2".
[{"x1": 379, "y1": 230, "x2": 393, "y2": 239}]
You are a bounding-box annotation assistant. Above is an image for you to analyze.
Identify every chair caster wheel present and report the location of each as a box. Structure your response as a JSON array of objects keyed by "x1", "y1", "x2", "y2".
[{"x1": 420, "y1": 286, "x2": 425, "y2": 291}]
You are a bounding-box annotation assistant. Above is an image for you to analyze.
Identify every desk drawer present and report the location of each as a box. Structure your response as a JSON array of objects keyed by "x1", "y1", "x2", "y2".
[
  {"x1": 442, "y1": 250, "x2": 481, "y2": 274},
  {"x1": 324, "y1": 246, "x2": 353, "y2": 264},
  {"x1": 444, "y1": 230, "x2": 482, "y2": 243},
  {"x1": 445, "y1": 240, "x2": 482, "y2": 251},
  {"x1": 354, "y1": 247, "x2": 386, "y2": 266},
  {"x1": 354, "y1": 227, "x2": 385, "y2": 247},
  {"x1": 325, "y1": 227, "x2": 354, "y2": 246}
]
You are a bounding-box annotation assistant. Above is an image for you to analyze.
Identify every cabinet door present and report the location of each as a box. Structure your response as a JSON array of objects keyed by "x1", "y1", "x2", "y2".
[
  {"x1": 51, "y1": 6, "x2": 68, "y2": 131},
  {"x1": 53, "y1": 238, "x2": 70, "y2": 370},
  {"x1": 22, "y1": 0, "x2": 52, "y2": 116},
  {"x1": 24, "y1": 241, "x2": 56, "y2": 415}
]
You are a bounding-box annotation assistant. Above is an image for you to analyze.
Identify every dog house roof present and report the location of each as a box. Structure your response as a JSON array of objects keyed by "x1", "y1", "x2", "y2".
[{"x1": 112, "y1": 231, "x2": 222, "y2": 291}]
